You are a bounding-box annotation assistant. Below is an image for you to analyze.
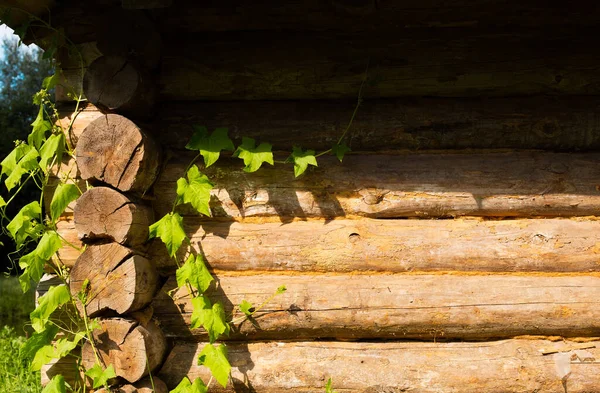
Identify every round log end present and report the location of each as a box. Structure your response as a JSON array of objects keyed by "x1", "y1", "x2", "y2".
[
  {"x1": 76, "y1": 114, "x2": 161, "y2": 193},
  {"x1": 74, "y1": 187, "x2": 153, "y2": 246},
  {"x1": 82, "y1": 318, "x2": 167, "y2": 384},
  {"x1": 70, "y1": 243, "x2": 158, "y2": 317},
  {"x1": 95, "y1": 376, "x2": 168, "y2": 393}
]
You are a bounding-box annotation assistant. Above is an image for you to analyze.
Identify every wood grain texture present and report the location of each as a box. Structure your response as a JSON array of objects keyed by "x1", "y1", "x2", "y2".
[
  {"x1": 95, "y1": 377, "x2": 168, "y2": 393},
  {"x1": 158, "y1": 340, "x2": 600, "y2": 392},
  {"x1": 74, "y1": 187, "x2": 153, "y2": 247},
  {"x1": 146, "y1": 217, "x2": 600, "y2": 274},
  {"x1": 153, "y1": 152, "x2": 600, "y2": 219},
  {"x1": 76, "y1": 114, "x2": 161, "y2": 193},
  {"x1": 153, "y1": 274, "x2": 600, "y2": 341},
  {"x1": 159, "y1": 28, "x2": 600, "y2": 100},
  {"x1": 70, "y1": 243, "x2": 158, "y2": 317}
]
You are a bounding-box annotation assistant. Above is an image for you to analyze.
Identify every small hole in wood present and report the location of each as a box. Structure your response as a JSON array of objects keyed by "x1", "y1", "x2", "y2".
[{"x1": 348, "y1": 233, "x2": 361, "y2": 243}]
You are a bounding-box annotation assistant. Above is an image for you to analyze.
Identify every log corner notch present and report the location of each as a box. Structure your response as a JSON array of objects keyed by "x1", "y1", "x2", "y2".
[{"x1": 75, "y1": 113, "x2": 160, "y2": 194}]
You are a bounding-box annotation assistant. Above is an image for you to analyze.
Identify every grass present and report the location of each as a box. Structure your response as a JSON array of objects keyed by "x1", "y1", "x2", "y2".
[{"x1": 0, "y1": 276, "x2": 42, "y2": 393}]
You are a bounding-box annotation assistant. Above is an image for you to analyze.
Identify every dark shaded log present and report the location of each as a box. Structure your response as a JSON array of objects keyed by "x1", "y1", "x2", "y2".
[
  {"x1": 95, "y1": 376, "x2": 168, "y2": 393},
  {"x1": 147, "y1": 217, "x2": 600, "y2": 274},
  {"x1": 159, "y1": 340, "x2": 600, "y2": 392},
  {"x1": 154, "y1": 274, "x2": 600, "y2": 341},
  {"x1": 83, "y1": 56, "x2": 156, "y2": 116},
  {"x1": 41, "y1": 355, "x2": 81, "y2": 389},
  {"x1": 76, "y1": 114, "x2": 160, "y2": 193},
  {"x1": 122, "y1": 0, "x2": 173, "y2": 10},
  {"x1": 82, "y1": 318, "x2": 167, "y2": 384},
  {"x1": 74, "y1": 187, "x2": 153, "y2": 246},
  {"x1": 70, "y1": 243, "x2": 158, "y2": 317},
  {"x1": 154, "y1": 152, "x2": 600, "y2": 219},
  {"x1": 160, "y1": 28, "x2": 600, "y2": 100}
]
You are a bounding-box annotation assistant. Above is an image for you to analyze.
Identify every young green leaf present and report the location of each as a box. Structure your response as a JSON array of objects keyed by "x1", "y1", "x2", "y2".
[
  {"x1": 186, "y1": 126, "x2": 235, "y2": 168},
  {"x1": 239, "y1": 300, "x2": 254, "y2": 316},
  {"x1": 276, "y1": 285, "x2": 287, "y2": 295},
  {"x1": 331, "y1": 143, "x2": 351, "y2": 162},
  {"x1": 42, "y1": 73, "x2": 60, "y2": 90},
  {"x1": 21, "y1": 324, "x2": 59, "y2": 361},
  {"x1": 232, "y1": 137, "x2": 274, "y2": 172},
  {"x1": 198, "y1": 344, "x2": 231, "y2": 388},
  {"x1": 36, "y1": 231, "x2": 63, "y2": 260},
  {"x1": 3, "y1": 146, "x2": 39, "y2": 191},
  {"x1": 50, "y1": 183, "x2": 80, "y2": 222},
  {"x1": 190, "y1": 296, "x2": 230, "y2": 343},
  {"x1": 7, "y1": 201, "x2": 42, "y2": 248},
  {"x1": 29, "y1": 106, "x2": 52, "y2": 150},
  {"x1": 0, "y1": 195, "x2": 6, "y2": 208},
  {"x1": 176, "y1": 254, "x2": 214, "y2": 294},
  {"x1": 41, "y1": 375, "x2": 66, "y2": 393},
  {"x1": 1, "y1": 143, "x2": 29, "y2": 177},
  {"x1": 149, "y1": 212, "x2": 187, "y2": 257},
  {"x1": 30, "y1": 284, "x2": 70, "y2": 333},
  {"x1": 85, "y1": 364, "x2": 117, "y2": 389},
  {"x1": 19, "y1": 251, "x2": 45, "y2": 293},
  {"x1": 288, "y1": 146, "x2": 317, "y2": 177},
  {"x1": 170, "y1": 377, "x2": 208, "y2": 393},
  {"x1": 39, "y1": 133, "x2": 65, "y2": 174},
  {"x1": 176, "y1": 165, "x2": 214, "y2": 216},
  {"x1": 31, "y1": 334, "x2": 84, "y2": 371},
  {"x1": 325, "y1": 378, "x2": 337, "y2": 393}
]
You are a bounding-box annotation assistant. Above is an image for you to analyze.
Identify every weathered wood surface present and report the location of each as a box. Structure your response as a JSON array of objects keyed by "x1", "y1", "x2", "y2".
[
  {"x1": 154, "y1": 274, "x2": 600, "y2": 341},
  {"x1": 154, "y1": 152, "x2": 600, "y2": 219},
  {"x1": 74, "y1": 187, "x2": 153, "y2": 246},
  {"x1": 83, "y1": 56, "x2": 156, "y2": 116},
  {"x1": 95, "y1": 377, "x2": 168, "y2": 393},
  {"x1": 158, "y1": 340, "x2": 600, "y2": 392},
  {"x1": 52, "y1": 216, "x2": 600, "y2": 272},
  {"x1": 57, "y1": 95, "x2": 600, "y2": 152},
  {"x1": 159, "y1": 28, "x2": 600, "y2": 100},
  {"x1": 76, "y1": 114, "x2": 160, "y2": 193},
  {"x1": 70, "y1": 243, "x2": 158, "y2": 317},
  {"x1": 147, "y1": 217, "x2": 600, "y2": 274},
  {"x1": 41, "y1": 355, "x2": 80, "y2": 388},
  {"x1": 81, "y1": 318, "x2": 167, "y2": 384}
]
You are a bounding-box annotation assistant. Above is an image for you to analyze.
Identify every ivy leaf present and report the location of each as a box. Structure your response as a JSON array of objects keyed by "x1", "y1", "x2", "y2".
[
  {"x1": 170, "y1": 377, "x2": 208, "y2": 393},
  {"x1": 239, "y1": 300, "x2": 254, "y2": 316},
  {"x1": 3, "y1": 145, "x2": 39, "y2": 191},
  {"x1": 149, "y1": 212, "x2": 187, "y2": 257},
  {"x1": 190, "y1": 296, "x2": 230, "y2": 343},
  {"x1": 41, "y1": 375, "x2": 66, "y2": 393},
  {"x1": 31, "y1": 334, "x2": 83, "y2": 371},
  {"x1": 176, "y1": 254, "x2": 214, "y2": 294},
  {"x1": 233, "y1": 137, "x2": 274, "y2": 173},
  {"x1": 186, "y1": 126, "x2": 235, "y2": 168},
  {"x1": 85, "y1": 364, "x2": 117, "y2": 389},
  {"x1": 287, "y1": 146, "x2": 317, "y2": 177},
  {"x1": 276, "y1": 285, "x2": 287, "y2": 294},
  {"x1": 1, "y1": 143, "x2": 29, "y2": 178},
  {"x1": 30, "y1": 284, "x2": 70, "y2": 333},
  {"x1": 0, "y1": 195, "x2": 6, "y2": 209},
  {"x1": 325, "y1": 378, "x2": 337, "y2": 393},
  {"x1": 29, "y1": 106, "x2": 52, "y2": 150},
  {"x1": 331, "y1": 143, "x2": 351, "y2": 162},
  {"x1": 19, "y1": 251, "x2": 45, "y2": 293},
  {"x1": 21, "y1": 324, "x2": 59, "y2": 361},
  {"x1": 7, "y1": 201, "x2": 42, "y2": 248},
  {"x1": 36, "y1": 231, "x2": 63, "y2": 260},
  {"x1": 39, "y1": 133, "x2": 65, "y2": 174},
  {"x1": 42, "y1": 73, "x2": 60, "y2": 90},
  {"x1": 198, "y1": 344, "x2": 231, "y2": 388},
  {"x1": 176, "y1": 165, "x2": 214, "y2": 216},
  {"x1": 50, "y1": 183, "x2": 80, "y2": 222}
]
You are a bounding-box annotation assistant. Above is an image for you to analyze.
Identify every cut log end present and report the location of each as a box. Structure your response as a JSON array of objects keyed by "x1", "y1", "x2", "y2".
[
  {"x1": 74, "y1": 187, "x2": 153, "y2": 246},
  {"x1": 76, "y1": 113, "x2": 160, "y2": 193},
  {"x1": 82, "y1": 318, "x2": 167, "y2": 384},
  {"x1": 70, "y1": 243, "x2": 158, "y2": 317},
  {"x1": 94, "y1": 376, "x2": 168, "y2": 393}
]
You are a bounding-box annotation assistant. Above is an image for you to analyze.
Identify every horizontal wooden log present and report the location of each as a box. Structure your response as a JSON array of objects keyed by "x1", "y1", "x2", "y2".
[
  {"x1": 95, "y1": 377, "x2": 168, "y2": 393},
  {"x1": 82, "y1": 318, "x2": 167, "y2": 384},
  {"x1": 154, "y1": 274, "x2": 600, "y2": 341},
  {"x1": 41, "y1": 355, "x2": 81, "y2": 388},
  {"x1": 76, "y1": 114, "x2": 161, "y2": 193},
  {"x1": 74, "y1": 187, "x2": 153, "y2": 246},
  {"x1": 70, "y1": 243, "x2": 158, "y2": 317},
  {"x1": 53, "y1": 216, "x2": 600, "y2": 273},
  {"x1": 159, "y1": 28, "x2": 600, "y2": 100},
  {"x1": 147, "y1": 217, "x2": 600, "y2": 274},
  {"x1": 154, "y1": 152, "x2": 600, "y2": 219},
  {"x1": 158, "y1": 339, "x2": 600, "y2": 392}
]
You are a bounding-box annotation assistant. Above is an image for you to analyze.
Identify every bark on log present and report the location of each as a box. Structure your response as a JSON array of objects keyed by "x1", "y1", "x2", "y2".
[
  {"x1": 70, "y1": 243, "x2": 158, "y2": 317},
  {"x1": 160, "y1": 28, "x2": 600, "y2": 100},
  {"x1": 83, "y1": 56, "x2": 156, "y2": 116},
  {"x1": 154, "y1": 274, "x2": 600, "y2": 341},
  {"x1": 76, "y1": 114, "x2": 160, "y2": 193},
  {"x1": 81, "y1": 318, "x2": 167, "y2": 384},
  {"x1": 95, "y1": 377, "x2": 168, "y2": 393},
  {"x1": 147, "y1": 217, "x2": 600, "y2": 274},
  {"x1": 158, "y1": 339, "x2": 600, "y2": 392},
  {"x1": 154, "y1": 152, "x2": 600, "y2": 219},
  {"x1": 74, "y1": 187, "x2": 153, "y2": 246}
]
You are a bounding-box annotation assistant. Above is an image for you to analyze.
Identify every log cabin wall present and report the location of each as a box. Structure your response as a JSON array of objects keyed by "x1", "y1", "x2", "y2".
[{"x1": 7, "y1": 0, "x2": 600, "y2": 391}]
